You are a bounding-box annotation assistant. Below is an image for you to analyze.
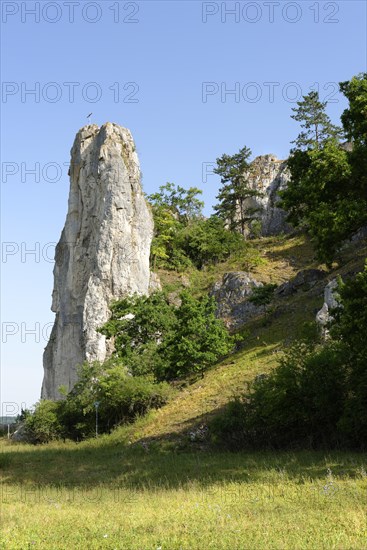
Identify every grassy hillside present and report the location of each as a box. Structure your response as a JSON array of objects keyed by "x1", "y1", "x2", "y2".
[
  {"x1": 1, "y1": 232, "x2": 367, "y2": 549},
  {"x1": 119, "y1": 232, "x2": 367, "y2": 449}
]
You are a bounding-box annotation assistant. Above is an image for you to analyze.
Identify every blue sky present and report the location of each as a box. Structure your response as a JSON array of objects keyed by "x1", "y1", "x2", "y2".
[{"x1": 1, "y1": 0, "x2": 366, "y2": 411}]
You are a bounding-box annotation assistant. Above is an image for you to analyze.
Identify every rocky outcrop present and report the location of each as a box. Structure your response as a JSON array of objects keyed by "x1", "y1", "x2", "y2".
[
  {"x1": 211, "y1": 272, "x2": 264, "y2": 329},
  {"x1": 241, "y1": 154, "x2": 292, "y2": 237},
  {"x1": 276, "y1": 269, "x2": 326, "y2": 297},
  {"x1": 316, "y1": 279, "x2": 340, "y2": 335},
  {"x1": 42, "y1": 123, "x2": 154, "y2": 400}
]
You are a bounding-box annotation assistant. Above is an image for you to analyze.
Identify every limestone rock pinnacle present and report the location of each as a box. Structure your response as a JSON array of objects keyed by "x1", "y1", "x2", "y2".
[{"x1": 42, "y1": 123, "x2": 154, "y2": 399}]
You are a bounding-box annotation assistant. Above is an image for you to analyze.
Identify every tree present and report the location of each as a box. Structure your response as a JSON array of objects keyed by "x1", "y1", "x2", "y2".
[
  {"x1": 280, "y1": 75, "x2": 367, "y2": 264},
  {"x1": 290, "y1": 91, "x2": 342, "y2": 150},
  {"x1": 161, "y1": 291, "x2": 235, "y2": 379},
  {"x1": 340, "y1": 73, "x2": 367, "y2": 145},
  {"x1": 177, "y1": 216, "x2": 246, "y2": 269},
  {"x1": 148, "y1": 182, "x2": 204, "y2": 224},
  {"x1": 214, "y1": 146, "x2": 262, "y2": 235},
  {"x1": 98, "y1": 292, "x2": 176, "y2": 376},
  {"x1": 148, "y1": 183, "x2": 204, "y2": 269},
  {"x1": 149, "y1": 205, "x2": 181, "y2": 269},
  {"x1": 100, "y1": 290, "x2": 235, "y2": 381}
]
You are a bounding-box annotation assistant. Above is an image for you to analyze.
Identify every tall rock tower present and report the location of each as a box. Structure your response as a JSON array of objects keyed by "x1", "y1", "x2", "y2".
[{"x1": 42, "y1": 123, "x2": 154, "y2": 400}]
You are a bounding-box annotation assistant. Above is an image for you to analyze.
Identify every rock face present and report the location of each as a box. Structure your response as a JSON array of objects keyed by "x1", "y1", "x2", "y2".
[
  {"x1": 211, "y1": 272, "x2": 264, "y2": 329},
  {"x1": 241, "y1": 154, "x2": 292, "y2": 237},
  {"x1": 42, "y1": 123, "x2": 154, "y2": 400}
]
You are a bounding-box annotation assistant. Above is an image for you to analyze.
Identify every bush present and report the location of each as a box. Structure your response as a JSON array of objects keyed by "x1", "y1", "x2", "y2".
[
  {"x1": 177, "y1": 217, "x2": 247, "y2": 269},
  {"x1": 211, "y1": 342, "x2": 347, "y2": 449},
  {"x1": 24, "y1": 361, "x2": 172, "y2": 443},
  {"x1": 249, "y1": 283, "x2": 277, "y2": 306},
  {"x1": 24, "y1": 400, "x2": 63, "y2": 444},
  {"x1": 59, "y1": 361, "x2": 172, "y2": 440}
]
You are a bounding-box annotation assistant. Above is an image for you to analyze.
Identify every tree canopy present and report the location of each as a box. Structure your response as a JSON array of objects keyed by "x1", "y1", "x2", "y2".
[{"x1": 280, "y1": 74, "x2": 367, "y2": 264}]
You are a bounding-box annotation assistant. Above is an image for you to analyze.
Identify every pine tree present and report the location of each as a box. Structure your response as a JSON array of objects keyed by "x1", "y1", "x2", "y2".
[
  {"x1": 291, "y1": 91, "x2": 342, "y2": 150},
  {"x1": 214, "y1": 146, "x2": 262, "y2": 235}
]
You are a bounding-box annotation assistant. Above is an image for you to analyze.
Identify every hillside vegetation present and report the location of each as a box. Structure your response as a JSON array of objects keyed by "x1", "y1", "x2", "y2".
[
  {"x1": 2, "y1": 74, "x2": 367, "y2": 548},
  {"x1": 2, "y1": 233, "x2": 367, "y2": 549}
]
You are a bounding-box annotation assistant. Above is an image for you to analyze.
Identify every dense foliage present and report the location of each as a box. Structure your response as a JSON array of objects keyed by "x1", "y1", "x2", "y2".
[
  {"x1": 280, "y1": 74, "x2": 367, "y2": 264},
  {"x1": 148, "y1": 183, "x2": 248, "y2": 271},
  {"x1": 99, "y1": 290, "x2": 235, "y2": 381},
  {"x1": 24, "y1": 400, "x2": 63, "y2": 444},
  {"x1": 99, "y1": 292, "x2": 176, "y2": 377},
  {"x1": 25, "y1": 360, "x2": 171, "y2": 442}
]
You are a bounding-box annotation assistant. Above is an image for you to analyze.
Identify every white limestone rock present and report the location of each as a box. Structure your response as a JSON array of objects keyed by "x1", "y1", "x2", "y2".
[
  {"x1": 211, "y1": 272, "x2": 264, "y2": 329},
  {"x1": 240, "y1": 154, "x2": 292, "y2": 237},
  {"x1": 316, "y1": 279, "x2": 340, "y2": 336},
  {"x1": 42, "y1": 123, "x2": 155, "y2": 399}
]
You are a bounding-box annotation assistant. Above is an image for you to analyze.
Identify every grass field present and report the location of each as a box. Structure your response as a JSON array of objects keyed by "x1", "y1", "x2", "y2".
[
  {"x1": 1, "y1": 440, "x2": 367, "y2": 549},
  {"x1": 1, "y1": 234, "x2": 367, "y2": 549}
]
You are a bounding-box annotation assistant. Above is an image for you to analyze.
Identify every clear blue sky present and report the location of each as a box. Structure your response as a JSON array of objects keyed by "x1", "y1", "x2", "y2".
[{"x1": 1, "y1": 0, "x2": 366, "y2": 411}]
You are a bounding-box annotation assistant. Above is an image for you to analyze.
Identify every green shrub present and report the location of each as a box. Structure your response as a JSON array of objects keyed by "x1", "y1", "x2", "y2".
[
  {"x1": 211, "y1": 342, "x2": 347, "y2": 449},
  {"x1": 157, "y1": 291, "x2": 236, "y2": 380},
  {"x1": 24, "y1": 400, "x2": 63, "y2": 444},
  {"x1": 212, "y1": 263, "x2": 367, "y2": 450},
  {"x1": 59, "y1": 361, "x2": 172, "y2": 440},
  {"x1": 100, "y1": 290, "x2": 235, "y2": 382},
  {"x1": 177, "y1": 217, "x2": 247, "y2": 270},
  {"x1": 249, "y1": 283, "x2": 277, "y2": 306}
]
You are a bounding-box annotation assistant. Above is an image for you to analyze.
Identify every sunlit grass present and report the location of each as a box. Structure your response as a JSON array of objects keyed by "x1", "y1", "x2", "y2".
[{"x1": 1, "y1": 442, "x2": 366, "y2": 549}]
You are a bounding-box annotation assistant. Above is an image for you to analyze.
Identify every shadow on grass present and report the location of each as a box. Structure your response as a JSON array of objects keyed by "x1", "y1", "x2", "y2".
[{"x1": 1, "y1": 416, "x2": 366, "y2": 491}]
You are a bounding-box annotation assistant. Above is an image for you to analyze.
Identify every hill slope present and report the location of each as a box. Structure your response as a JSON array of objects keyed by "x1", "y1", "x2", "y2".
[
  {"x1": 112, "y1": 232, "x2": 367, "y2": 449},
  {"x1": 1, "y1": 233, "x2": 367, "y2": 549}
]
